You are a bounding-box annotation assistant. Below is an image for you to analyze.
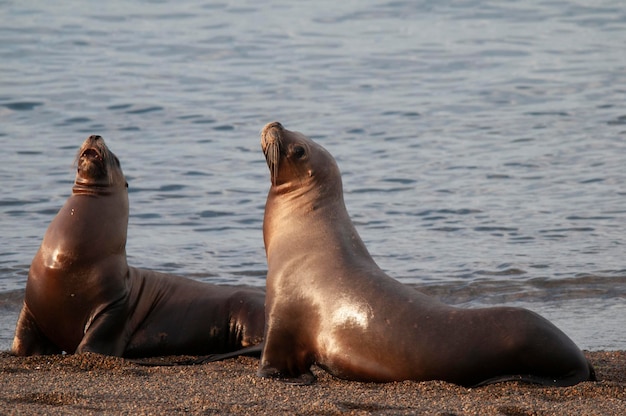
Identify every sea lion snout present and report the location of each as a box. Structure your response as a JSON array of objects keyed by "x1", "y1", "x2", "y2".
[
  {"x1": 261, "y1": 122, "x2": 285, "y2": 185},
  {"x1": 261, "y1": 122, "x2": 284, "y2": 150},
  {"x1": 74, "y1": 135, "x2": 124, "y2": 188},
  {"x1": 263, "y1": 121, "x2": 283, "y2": 133},
  {"x1": 81, "y1": 148, "x2": 101, "y2": 162},
  {"x1": 83, "y1": 135, "x2": 104, "y2": 150},
  {"x1": 79, "y1": 136, "x2": 104, "y2": 161}
]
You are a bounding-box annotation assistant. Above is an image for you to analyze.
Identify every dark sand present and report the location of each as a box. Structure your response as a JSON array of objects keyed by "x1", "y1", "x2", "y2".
[{"x1": 1, "y1": 351, "x2": 624, "y2": 415}]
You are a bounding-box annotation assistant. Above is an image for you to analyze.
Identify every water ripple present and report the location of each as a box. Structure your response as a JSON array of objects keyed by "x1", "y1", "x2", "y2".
[{"x1": 2, "y1": 101, "x2": 43, "y2": 111}]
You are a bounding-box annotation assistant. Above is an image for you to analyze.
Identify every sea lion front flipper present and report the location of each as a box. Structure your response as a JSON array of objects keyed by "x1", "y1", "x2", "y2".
[
  {"x1": 257, "y1": 364, "x2": 316, "y2": 385},
  {"x1": 11, "y1": 303, "x2": 62, "y2": 356},
  {"x1": 76, "y1": 298, "x2": 128, "y2": 356}
]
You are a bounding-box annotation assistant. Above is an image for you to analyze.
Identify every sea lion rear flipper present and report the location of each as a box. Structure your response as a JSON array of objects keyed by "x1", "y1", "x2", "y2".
[
  {"x1": 127, "y1": 344, "x2": 265, "y2": 367},
  {"x1": 192, "y1": 344, "x2": 264, "y2": 364}
]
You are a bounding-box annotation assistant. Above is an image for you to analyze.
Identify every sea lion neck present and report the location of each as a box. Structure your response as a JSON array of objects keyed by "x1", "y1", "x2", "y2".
[
  {"x1": 71, "y1": 181, "x2": 125, "y2": 196},
  {"x1": 268, "y1": 173, "x2": 315, "y2": 197}
]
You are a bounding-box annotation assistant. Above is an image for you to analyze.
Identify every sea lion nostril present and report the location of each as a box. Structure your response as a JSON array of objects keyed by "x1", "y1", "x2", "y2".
[
  {"x1": 261, "y1": 122, "x2": 284, "y2": 143},
  {"x1": 266, "y1": 121, "x2": 283, "y2": 130}
]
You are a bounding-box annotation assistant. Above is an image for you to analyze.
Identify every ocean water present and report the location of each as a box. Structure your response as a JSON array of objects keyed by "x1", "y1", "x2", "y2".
[{"x1": 1, "y1": 0, "x2": 625, "y2": 351}]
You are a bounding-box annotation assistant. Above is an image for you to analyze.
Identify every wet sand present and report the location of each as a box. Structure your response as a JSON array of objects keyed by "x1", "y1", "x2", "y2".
[{"x1": 1, "y1": 351, "x2": 624, "y2": 415}]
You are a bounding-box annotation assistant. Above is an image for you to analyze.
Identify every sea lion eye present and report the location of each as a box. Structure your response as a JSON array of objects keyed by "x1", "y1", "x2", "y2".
[{"x1": 293, "y1": 145, "x2": 306, "y2": 159}]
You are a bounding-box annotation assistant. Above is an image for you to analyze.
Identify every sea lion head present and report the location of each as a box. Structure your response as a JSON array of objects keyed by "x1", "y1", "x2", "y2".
[
  {"x1": 260, "y1": 122, "x2": 342, "y2": 197},
  {"x1": 74, "y1": 135, "x2": 127, "y2": 190}
]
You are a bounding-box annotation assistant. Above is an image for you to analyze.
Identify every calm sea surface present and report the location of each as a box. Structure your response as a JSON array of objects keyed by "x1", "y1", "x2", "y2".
[{"x1": 1, "y1": 0, "x2": 625, "y2": 351}]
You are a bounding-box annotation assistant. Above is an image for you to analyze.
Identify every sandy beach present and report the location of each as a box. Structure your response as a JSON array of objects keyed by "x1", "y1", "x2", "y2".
[{"x1": 0, "y1": 350, "x2": 623, "y2": 415}]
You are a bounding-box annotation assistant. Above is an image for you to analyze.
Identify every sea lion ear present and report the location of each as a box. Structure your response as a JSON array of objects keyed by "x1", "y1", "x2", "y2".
[{"x1": 125, "y1": 181, "x2": 129, "y2": 188}]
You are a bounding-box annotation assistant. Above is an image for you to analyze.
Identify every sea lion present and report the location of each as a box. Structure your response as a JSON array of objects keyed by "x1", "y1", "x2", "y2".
[
  {"x1": 257, "y1": 121, "x2": 595, "y2": 387},
  {"x1": 12, "y1": 135, "x2": 265, "y2": 358}
]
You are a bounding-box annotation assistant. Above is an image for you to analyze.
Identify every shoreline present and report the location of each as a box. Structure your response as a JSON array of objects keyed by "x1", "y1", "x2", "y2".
[{"x1": 1, "y1": 350, "x2": 624, "y2": 415}]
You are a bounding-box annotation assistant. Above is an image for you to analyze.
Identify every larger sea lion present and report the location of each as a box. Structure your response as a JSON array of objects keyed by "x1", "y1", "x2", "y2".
[
  {"x1": 257, "y1": 121, "x2": 595, "y2": 387},
  {"x1": 12, "y1": 135, "x2": 265, "y2": 358}
]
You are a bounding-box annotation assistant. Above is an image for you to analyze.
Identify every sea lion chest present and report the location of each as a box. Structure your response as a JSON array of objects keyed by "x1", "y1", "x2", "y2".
[{"x1": 24, "y1": 194, "x2": 129, "y2": 352}]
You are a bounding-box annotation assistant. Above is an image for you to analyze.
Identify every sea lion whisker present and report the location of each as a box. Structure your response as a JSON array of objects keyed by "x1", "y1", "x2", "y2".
[
  {"x1": 263, "y1": 140, "x2": 281, "y2": 185},
  {"x1": 272, "y1": 142, "x2": 280, "y2": 184}
]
